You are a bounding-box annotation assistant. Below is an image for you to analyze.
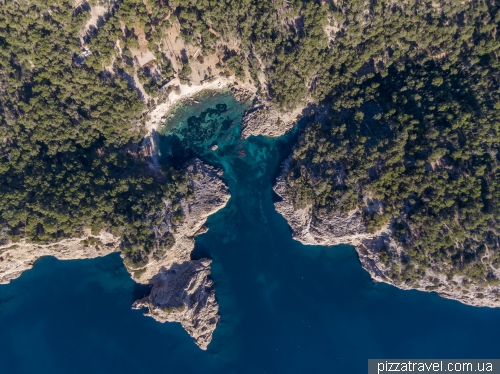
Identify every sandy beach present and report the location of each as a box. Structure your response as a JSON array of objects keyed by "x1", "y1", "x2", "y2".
[
  {"x1": 144, "y1": 76, "x2": 256, "y2": 137},
  {"x1": 142, "y1": 76, "x2": 256, "y2": 166}
]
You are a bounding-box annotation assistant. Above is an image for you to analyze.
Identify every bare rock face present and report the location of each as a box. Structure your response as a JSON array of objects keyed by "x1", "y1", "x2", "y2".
[
  {"x1": 274, "y1": 173, "x2": 367, "y2": 247},
  {"x1": 0, "y1": 231, "x2": 120, "y2": 284},
  {"x1": 130, "y1": 158, "x2": 230, "y2": 284},
  {"x1": 125, "y1": 158, "x2": 229, "y2": 349},
  {"x1": 273, "y1": 163, "x2": 500, "y2": 308},
  {"x1": 240, "y1": 102, "x2": 307, "y2": 139},
  {"x1": 133, "y1": 259, "x2": 218, "y2": 350},
  {"x1": 356, "y1": 234, "x2": 500, "y2": 308},
  {"x1": 227, "y1": 83, "x2": 255, "y2": 103}
]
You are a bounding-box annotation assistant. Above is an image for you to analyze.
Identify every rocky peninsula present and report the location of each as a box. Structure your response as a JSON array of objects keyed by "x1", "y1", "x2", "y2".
[
  {"x1": 0, "y1": 157, "x2": 230, "y2": 350},
  {"x1": 125, "y1": 158, "x2": 230, "y2": 349},
  {"x1": 132, "y1": 259, "x2": 218, "y2": 350},
  {"x1": 273, "y1": 161, "x2": 500, "y2": 309}
]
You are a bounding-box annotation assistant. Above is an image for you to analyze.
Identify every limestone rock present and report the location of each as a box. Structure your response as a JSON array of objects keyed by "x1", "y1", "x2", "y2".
[
  {"x1": 133, "y1": 259, "x2": 219, "y2": 350},
  {"x1": 0, "y1": 231, "x2": 120, "y2": 284},
  {"x1": 240, "y1": 102, "x2": 307, "y2": 139},
  {"x1": 274, "y1": 171, "x2": 367, "y2": 246},
  {"x1": 125, "y1": 158, "x2": 229, "y2": 349},
  {"x1": 274, "y1": 159, "x2": 500, "y2": 308},
  {"x1": 129, "y1": 158, "x2": 230, "y2": 284}
]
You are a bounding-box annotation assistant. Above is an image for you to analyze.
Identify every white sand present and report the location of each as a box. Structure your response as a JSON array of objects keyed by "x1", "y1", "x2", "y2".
[
  {"x1": 142, "y1": 76, "x2": 256, "y2": 166},
  {"x1": 144, "y1": 76, "x2": 255, "y2": 136}
]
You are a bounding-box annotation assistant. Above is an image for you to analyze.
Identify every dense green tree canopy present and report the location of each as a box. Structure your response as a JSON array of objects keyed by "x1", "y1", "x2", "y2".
[
  {"x1": 0, "y1": 0, "x2": 187, "y2": 264},
  {"x1": 281, "y1": 0, "x2": 500, "y2": 286},
  {"x1": 1, "y1": 0, "x2": 499, "y2": 281}
]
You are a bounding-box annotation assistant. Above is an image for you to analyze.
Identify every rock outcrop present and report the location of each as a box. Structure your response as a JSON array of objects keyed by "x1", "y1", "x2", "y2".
[
  {"x1": 0, "y1": 157, "x2": 229, "y2": 350},
  {"x1": 132, "y1": 259, "x2": 219, "y2": 350},
  {"x1": 0, "y1": 231, "x2": 120, "y2": 284},
  {"x1": 125, "y1": 158, "x2": 229, "y2": 349},
  {"x1": 274, "y1": 173, "x2": 367, "y2": 247},
  {"x1": 129, "y1": 158, "x2": 230, "y2": 284},
  {"x1": 240, "y1": 102, "x2": 307, "y2": 139},
  {"x1": 274, "y1": 164, "x2": 500, "y2": 309}
]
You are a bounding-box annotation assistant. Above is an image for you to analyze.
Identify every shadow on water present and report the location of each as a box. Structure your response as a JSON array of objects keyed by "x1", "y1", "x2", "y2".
[
  {"x1": 132, "y1": 283, "x2": 152, "y2": 303},
  {"x1": 154, "y1": 130, "x2": 196, "y2": 168},
  {"x1": 0, "y1": 296, "x2": 14, "y2": 315}
]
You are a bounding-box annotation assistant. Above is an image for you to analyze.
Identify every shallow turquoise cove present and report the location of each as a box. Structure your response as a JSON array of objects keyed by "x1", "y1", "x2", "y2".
[{"x1": 1, "y1": 90, "x2": 500, "y2": 374}]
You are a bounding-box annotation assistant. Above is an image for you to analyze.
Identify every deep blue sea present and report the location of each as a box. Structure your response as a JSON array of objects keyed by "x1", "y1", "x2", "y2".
[{"x1": 1, "y1": 90, "x2": 499, "y2": 374}]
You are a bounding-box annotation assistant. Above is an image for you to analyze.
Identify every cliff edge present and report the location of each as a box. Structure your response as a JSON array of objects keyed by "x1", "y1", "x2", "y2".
[
  {"x1": 0, "y1": 157, "x2": 229, "y2": 350},
  {"x1": 132, "y1": 259, "x2": 218, "y2": 350},
  {"x1": 274, "y1": 164, "x2": 500, "y2": 309}
]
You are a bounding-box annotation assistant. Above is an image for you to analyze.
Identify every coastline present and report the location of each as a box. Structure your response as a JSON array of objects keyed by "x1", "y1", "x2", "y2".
[
  {"x1": 273, "y1": 170, "x2": 500, "y2": 309},
  {"x1": 142, "y1": 76, "x2": 257, "y2": 165},
  {"x1": 1, "y1": 78, "x2": 498, "y2": 353},
  {"x1": 0, "y1": 77, "x2": 245, "y2": 350},
  {"x1": 0, "y1": 231, "x2": 121, "y2": 285}
]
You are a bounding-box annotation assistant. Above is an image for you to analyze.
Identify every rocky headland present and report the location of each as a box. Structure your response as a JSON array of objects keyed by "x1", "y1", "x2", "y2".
[
  {"x1": 132, "y1": 259, "x2": 218, "y2": 350},
  {"x1": 127, "y1": 158, "x2": 230, "y2": 284},
  {"x1": 0, "y1": 157, "x2": 229, "y2": 350},
  {"x1": 240, "y1": 101, "x2": 308, "y2": 139},
  {"x1": 124, "y1": 158, "x2": 229, "y2": 348},
  {"x1": 273, "y1": 162, "x2": 500, "y2": 308}
]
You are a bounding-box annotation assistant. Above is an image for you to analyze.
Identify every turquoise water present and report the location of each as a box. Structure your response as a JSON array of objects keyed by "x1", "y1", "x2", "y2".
[
  {"x1": 156, "y1": 88, "x2": 251, "y2": 169},
  {"x1": 1, "y1": 91, "x2": 500, "y2": 373}
]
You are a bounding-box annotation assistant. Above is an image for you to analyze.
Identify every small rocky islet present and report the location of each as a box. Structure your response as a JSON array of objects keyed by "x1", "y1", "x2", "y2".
[{"x1": 1, "y1": 1, "x2": 500, "y2": 371}]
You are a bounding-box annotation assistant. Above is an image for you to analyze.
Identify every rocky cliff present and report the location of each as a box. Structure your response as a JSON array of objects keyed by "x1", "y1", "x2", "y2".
[
  {"x1": 125, "y1": 158, "x2": 229, "y2": 349},
  {"x1": 0, "y1": 231, "x2": 120, "y2": 285},
  {"x1": 132, "y1": 259, "x2": 219, "y2": 350},
  {"x1": 240, "y1": 102, "x2": 309, "y2": 139},
  {"x1": 0, "y1": 157, "x2": 229, "y2": 350},
  {"x1": 274, "y1": 164, "x2": 500, "y2": 309},
  {"x1": 128, "y1": 158, "x2": 230, "y2": 284}
]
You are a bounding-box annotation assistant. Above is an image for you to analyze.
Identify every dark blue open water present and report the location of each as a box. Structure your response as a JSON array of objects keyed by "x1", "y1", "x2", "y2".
[{"x1": 1, "y1": 90, "x2": 499, "y2": 373}]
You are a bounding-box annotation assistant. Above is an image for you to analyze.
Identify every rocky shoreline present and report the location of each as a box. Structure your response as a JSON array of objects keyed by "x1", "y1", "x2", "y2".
[
  {"x1": 126, "y1": 158, "x2": 230, "y2": 349},
  {"x1": 240, "y1": 102, "x2": 305, "y2": 139},
  {"x1": 132, "y1": 259, "x2": 219, "y2": 350},
  {"x1": 273, "y1": 164, "x2": 500, "y2": 309},
  {"x1": 128, "y1": 158, "x2": 230, "y2": 283},
  {"x1": 0, "y1": 157, "x2": 229, "y2": 350},
  {"x1": 0, "y1": 231, "x2": 121, "y2": 285}
]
